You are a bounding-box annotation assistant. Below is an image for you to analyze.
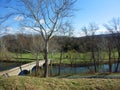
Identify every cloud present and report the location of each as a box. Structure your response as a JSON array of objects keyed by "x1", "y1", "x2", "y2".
[
  {"x1": 0, "y1": 25, "x2": 3, "y2": 29},
  {"x1": 21, "y1": 27, "x2": 39, "y2": 34},
  {"x1": 14, "y1": 16, "x2": 24, "y2": 21},
  {"x1": 34, "y1": 19, "x2": 45, "y2": 24},
  {"x1": 6, "y1": 27, "x2": 13, "y2": 31},
  {"x1": 96, "y1": 29, "x2": 109, "y2": 35},
  {"x1": 39, "y1": 19, "x2": 44, "y2": 24}
]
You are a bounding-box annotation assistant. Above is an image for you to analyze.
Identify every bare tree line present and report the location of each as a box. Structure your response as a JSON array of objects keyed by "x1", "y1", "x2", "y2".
[{"x1": 80, "y1": 17, "x2": 120, "y2": 73}]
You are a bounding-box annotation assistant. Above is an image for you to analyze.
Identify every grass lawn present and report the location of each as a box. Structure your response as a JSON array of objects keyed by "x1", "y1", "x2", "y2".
[
  {"x1": 1, "y1": 51, "x2": 118, "y2": 64},
  {"x1": 0, "y1": 76, "x2": 120, "y2": 90},
  {"x1": 57, "y1": 72, "x2": 120, "y2": 79}
]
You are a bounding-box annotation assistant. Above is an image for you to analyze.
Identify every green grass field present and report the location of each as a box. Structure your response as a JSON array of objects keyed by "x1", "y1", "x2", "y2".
[
  {"x1": 0, "y1": 76, "x2": 120, "y2": 90},
  {"x1": 0, "y1": 51, "x2": 118, "y2": 64}
]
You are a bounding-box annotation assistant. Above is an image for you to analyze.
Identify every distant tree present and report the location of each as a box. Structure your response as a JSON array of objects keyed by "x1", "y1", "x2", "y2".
[
  {"x1": 68, "y1": 49, "x2": 79, "y2": 67},
  {"x1": 0, "y1": 26, "x2": 12, "y2": 60},
  {"x1": 57, "y1": 22, "x2": 74, "y2": 75},
  {"x1": 30, "y1": 35, "x2": 43, "y2": 76},
  {"x1": 0, "y1": 38, "x2": 11, "y2": 60},
  {"x1": 81, "y1": 23, "x2": 99, "y2": 72},
  {"x1": 97, "y1": 35, "x2": 115, "y2": 73},
  {"x1": 81, "y1": 26, "x2": 89, "y2": 52},
  {"x1": 104, "y1": 17, "x2": 120, "y2": 72}
]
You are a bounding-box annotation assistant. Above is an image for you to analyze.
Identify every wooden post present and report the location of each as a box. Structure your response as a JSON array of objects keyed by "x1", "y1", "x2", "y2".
[{"x1": 19, "y1": 66, "x2": 22, "y2": 71}]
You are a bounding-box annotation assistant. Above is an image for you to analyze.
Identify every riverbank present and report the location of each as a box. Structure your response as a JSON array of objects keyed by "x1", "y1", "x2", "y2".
[
  {"x1": 0, "y1": 58, "x2": 35, "y2": 63},
  {"x1": 52, "y1": 60, "x2": 118, "y2": 67},
  {"x1": 0, "y1": 76, "x2": 120, "y2": 90},
  {"x1": 56, "y1": 72, "x2": 120, "y2": 79},
  {"x1": 0, "y1": 58, "x2": 117, "y2": 67}
]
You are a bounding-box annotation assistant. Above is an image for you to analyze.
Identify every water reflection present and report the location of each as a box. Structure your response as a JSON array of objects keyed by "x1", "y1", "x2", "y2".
[
  {"x1": 0, "y1": 62, "x2": 22, "y2": 71},
  {"x1": 1, "y1": 62, "x2": 120, "y2": 76},
  {"x1": 51, "y1": 63, "x2": 120, "y2": 75}
]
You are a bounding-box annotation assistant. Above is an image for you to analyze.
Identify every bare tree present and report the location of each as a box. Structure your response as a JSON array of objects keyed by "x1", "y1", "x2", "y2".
[
  {"x1": 0, "y1": 38, "x2": 11, "y2": 60},
  {"x1": 81, "y1": 23, "x2": 99, "y2": 72},
  {"x1": 0, "y1": 26, "x2": 12, "y2": 60},
  {"x1": 104, "y1": 17, "x2": 120, "y2": 72},
  {"x1": 29, "y1": 35, "x2": 43, "y2": 76},
  {"x1": 0, "y1": 0, "x2": 76, "y2": 77},
  {"x1": 99, "y1": 36, "x2": 114, "y2": 73},
  {"x1": 57, "y1": 22, "x2": 74, "y2": 75}
]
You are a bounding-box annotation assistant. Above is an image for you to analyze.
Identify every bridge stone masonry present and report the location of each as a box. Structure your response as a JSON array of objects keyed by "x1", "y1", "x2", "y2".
[{"x1": 0, "y1": 60, "x2": 50, "y2": 77}]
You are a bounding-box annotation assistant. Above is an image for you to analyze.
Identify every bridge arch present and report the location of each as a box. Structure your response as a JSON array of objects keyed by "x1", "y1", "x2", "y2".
[
  {"x1": 32, "y1": 65, "x2": 42, "y2": 72},
  {"x1": 18, "y1": 69, "x2": 30, "y2": 75}
]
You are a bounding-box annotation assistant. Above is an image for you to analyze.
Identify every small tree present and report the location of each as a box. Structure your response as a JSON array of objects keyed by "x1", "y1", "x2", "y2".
[
  {"x1": 0, "y1": 38, "x2": 11, "y2": 60},
  {"x1": 30, "y1": 35, "x2": 43, "y2": 76},
  {"x1": 81, "y1": 23, "x2": 99, "y2": 73},
  {"x1": 0, "y1": 26, "x2": 12, "y2": 60},
  {"x1": 57, "y1": 22, "x2": 74, "y2": 75},
  {"x1": 104, "y1": 17, "x2": 120, "y2": 72}
]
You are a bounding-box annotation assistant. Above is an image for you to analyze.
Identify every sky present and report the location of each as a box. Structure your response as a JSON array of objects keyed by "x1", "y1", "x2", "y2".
[
  {"x1": 73, "y1": 0, "x2": 120, "y2": 36},
  {"x1": 0, "y1": 0, "x2": 120, "y2": 37}
]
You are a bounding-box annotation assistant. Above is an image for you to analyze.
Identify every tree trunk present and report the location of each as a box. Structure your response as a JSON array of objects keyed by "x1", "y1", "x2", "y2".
[
  {"x1": 92, "y1": 48, "x2": 97, "y2": 73},
  {"x1": 108, "y1": 48, "x2": 112, "y2": 73},
  {"x1": 36, "y1": 53, "x2": 39, "y2": 66},
  {"x1": 44, "y1": 41, "x2": 49, "y2": 77},
  {"x1": 115, "y1": 50, "x2": 120, "y2": 72},
  {"x1": 50, "y1": 60, "x2": 52, "y2": 76},
  {"x1": 115, "y1": 37, "x2": 120, "y2": 72},
  {"x1": 58, "y1": 50, "x2": 62, "y2": 75},
  {"x1": 35, "y1": 53, "x2": 39, "y2": 76}
]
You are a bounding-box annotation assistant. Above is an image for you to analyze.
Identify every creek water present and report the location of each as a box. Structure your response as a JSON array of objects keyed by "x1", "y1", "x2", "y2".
[
  {"x1": 51, "y1": 63, "x2": 120, "y2": 75},
  {"x1": 0, "y1": 62, "x2": 120, "y2": 76},
  {"x1": 0, "y1": 62, "x2": 23, "y2": 71}
]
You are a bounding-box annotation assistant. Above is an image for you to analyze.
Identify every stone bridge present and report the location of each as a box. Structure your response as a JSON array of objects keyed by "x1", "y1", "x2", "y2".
[{"x1": 0, "y1": 60, "x2": 50, "y2": 76}]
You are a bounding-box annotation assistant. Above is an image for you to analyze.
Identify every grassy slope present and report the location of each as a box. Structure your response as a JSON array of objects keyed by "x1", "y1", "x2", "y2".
[{"x1": 0, "y1": 76, "x2": 120, "y2": 90}]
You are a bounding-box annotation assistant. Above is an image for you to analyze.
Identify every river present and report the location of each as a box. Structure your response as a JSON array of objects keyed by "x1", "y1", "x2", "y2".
[
  {"x1": 0, "y1": 61, "x2": 24, "y2": 71},
  {"x1": 51, "y1": 63, "x2": 120, "y2": 75},
  {"x1": 0, "y1": 62, "x2": 120, "y2": 75}
]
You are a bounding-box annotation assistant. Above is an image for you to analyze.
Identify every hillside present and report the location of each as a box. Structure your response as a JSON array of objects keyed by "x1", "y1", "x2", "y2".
[
  {"x1": 0, "y1": 76, "x2": 120, "y2": 90},
  {"x1": 1, "y1": 33, "x2": 119, "y2": 53}
]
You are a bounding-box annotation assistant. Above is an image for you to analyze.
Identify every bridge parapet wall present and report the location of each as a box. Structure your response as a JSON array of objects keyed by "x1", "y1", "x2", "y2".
[{"x1": 0, "y1": 60, "x2": 49, "y2": 76}]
